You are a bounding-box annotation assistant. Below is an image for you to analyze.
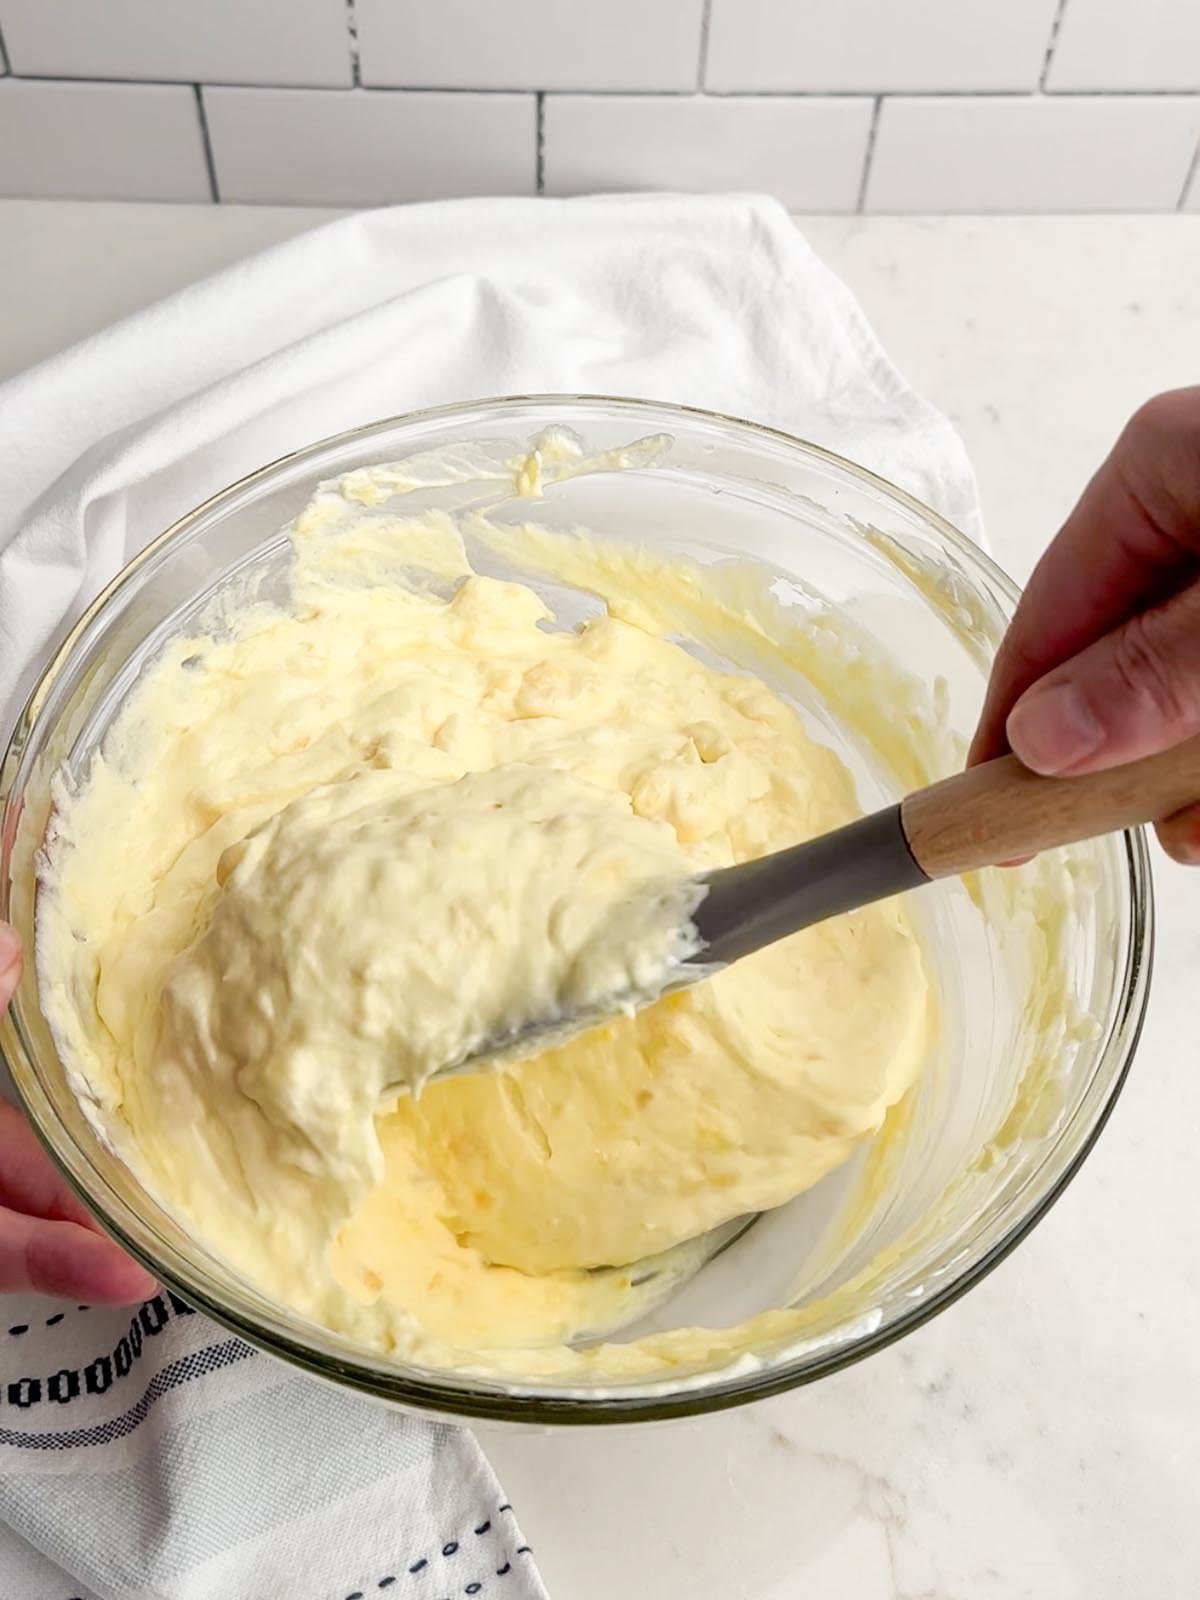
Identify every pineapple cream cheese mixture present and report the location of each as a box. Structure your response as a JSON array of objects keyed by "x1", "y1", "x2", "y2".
[{"x1": 38, "y1": 460, "x2": 932, "y2": 1380}]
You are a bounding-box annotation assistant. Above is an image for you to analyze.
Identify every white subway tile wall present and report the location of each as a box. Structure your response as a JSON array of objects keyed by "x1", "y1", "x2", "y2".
[
  {"x1": 867, "y1": 96, "x2": 1200, "y2": 213},
  {"x1": 0, "y1": 0, "x2": 1195, "y2": 209},
  {"x1": 0, "y1": 78, "x2": 209, "y2": 201},
  {"x1": 0, "y1": 0, "x2": 352, "y2": 88},
  {"x1": 544, "y1": 96, "x2": 873, "y2": 212},
  {"x1": 203, "y1": 88, "x2": 536, "y2": 207},
  {"x1": 1046, "y1": 0, "x2": 1200, "y2": 93},
  {"x1": 705, "y1": 0, "x2": 1060, "y2": 93},
  {"x1": 357, "y1": 0, "x2": 705, "y2": 92}
]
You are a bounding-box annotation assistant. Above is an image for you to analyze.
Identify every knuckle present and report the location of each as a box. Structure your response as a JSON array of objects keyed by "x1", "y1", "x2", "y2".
[
  {"x1": 1124, "y1": 388, "x2": 1200, "y2": 452},
  {"x1": 23, "y1": 1230, "x2": 47, "y2": 1296},
  {"x1": 1109, "y1": 612, "x2": 1195, "y2": 730},
  {"x1": 23, "y1": 1224, "x2": 70, "y2": 1299},
  {"x1": 1117, "y1": 389, "x2": 1200, "y2": 534},
  {"x1": 987, "y1": 631, "x2": 1044, "y2": 711}
]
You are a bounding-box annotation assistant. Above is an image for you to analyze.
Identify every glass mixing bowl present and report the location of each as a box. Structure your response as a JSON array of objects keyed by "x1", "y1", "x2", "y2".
[{"x1": 0, "y1": 396, "x2": 1151, "y2": 1424}]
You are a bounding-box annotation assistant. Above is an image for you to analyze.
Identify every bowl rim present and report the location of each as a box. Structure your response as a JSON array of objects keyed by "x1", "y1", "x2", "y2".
[{"x1": 0, "y1": 392, "x2": 1154, "y2": 1424}]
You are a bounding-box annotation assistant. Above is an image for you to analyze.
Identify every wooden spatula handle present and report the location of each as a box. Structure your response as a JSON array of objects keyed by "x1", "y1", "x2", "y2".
[{"x1": 900, "y1": 733, "x2": 1200, "y2": 880}]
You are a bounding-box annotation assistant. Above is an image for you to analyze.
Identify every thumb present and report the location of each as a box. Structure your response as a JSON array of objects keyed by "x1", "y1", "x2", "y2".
[{"x1": 1005, "y1": 579, "x2": 1200, "y2": 777}]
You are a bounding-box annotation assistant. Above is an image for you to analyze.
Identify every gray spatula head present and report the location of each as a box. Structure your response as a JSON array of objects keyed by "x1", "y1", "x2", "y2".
[
  {"x1": 432, "y1": 729, "x2": 1200, "y2": 1082},
  {"x1": 437, "y1": 804, "x2": 927, "y2": 1081},
  {"x1": 688, "y1": 803, "x2": 928, "y2": 966}
]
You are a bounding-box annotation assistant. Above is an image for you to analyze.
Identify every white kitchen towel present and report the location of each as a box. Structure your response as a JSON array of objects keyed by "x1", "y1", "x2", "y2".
[
  {"x1": 0, "y1": 1287, "x2": 537, "y2": 1600},
  {"x1": 0, "y1": 193, "x2": 979, "y2": 1600}
]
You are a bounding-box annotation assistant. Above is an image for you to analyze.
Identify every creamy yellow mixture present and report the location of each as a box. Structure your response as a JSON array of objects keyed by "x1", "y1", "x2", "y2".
[{"x1": 38, "y1": 475, "x2": 931, "y2": 1376}]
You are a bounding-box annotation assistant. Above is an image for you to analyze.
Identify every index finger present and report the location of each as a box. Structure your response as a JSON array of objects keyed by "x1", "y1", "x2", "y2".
[
  {"x1": 0, "y1": 1098, "x2": 100, "y2": 1230},
  {"x1": 0, "y1": 1205, "x2": 156, "y2": 1303}
]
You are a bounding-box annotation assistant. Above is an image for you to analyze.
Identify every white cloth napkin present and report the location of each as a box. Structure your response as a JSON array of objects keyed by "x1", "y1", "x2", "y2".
[
  {"x1": 0, "y1": 1287, "x2": 535, "y2": 1600},
  {"x1": 0, "y1": 193, "x2": 979, "y2": 1600}
]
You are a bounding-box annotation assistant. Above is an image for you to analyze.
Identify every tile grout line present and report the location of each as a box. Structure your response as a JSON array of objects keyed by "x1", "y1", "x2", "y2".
[
  {"x1": 344, "y1": 0, "x2": 361, "y2": 88},
  {"x1": 0, "y1": 71, "x2": 1197, "y2": 101},
  {"x1": 856, "y1": 95, "x2": 882, "y2": 213},
  {"x1": 1038, "y1": 0, "x2": 1070, "y2": 92},
  {"x1": 193, "y1": 84, "x2": 220, "y2": 203},
  {"x1": 0, "y1": 20, "x2": 8, "y2": 75},
  {"x1": 1177, "y1": 131, "x2": 1200, "y2": 211},
  {"x1": 536, "y1": 92, "x2": 546, "y2": 193},
  {"x1": 701, "y1": 85, "x2": 1200, "y2": 99},
  {"x1": 1031, "y1": 86, "x2": 1200, "y2": 98},
  {"x1": 696, "y1": 0, "x2": 714, "y2": 92}
]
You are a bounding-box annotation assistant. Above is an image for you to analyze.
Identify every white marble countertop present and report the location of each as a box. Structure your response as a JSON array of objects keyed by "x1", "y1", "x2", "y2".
[{"x1": 3, "y1": 200, "x2": 1199, "y2": 1599}]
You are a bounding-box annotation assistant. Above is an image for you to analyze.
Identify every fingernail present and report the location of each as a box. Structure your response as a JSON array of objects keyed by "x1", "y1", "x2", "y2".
[{"x1": 1007, "y1": 683, "x2": 1104, "y2": 776}]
